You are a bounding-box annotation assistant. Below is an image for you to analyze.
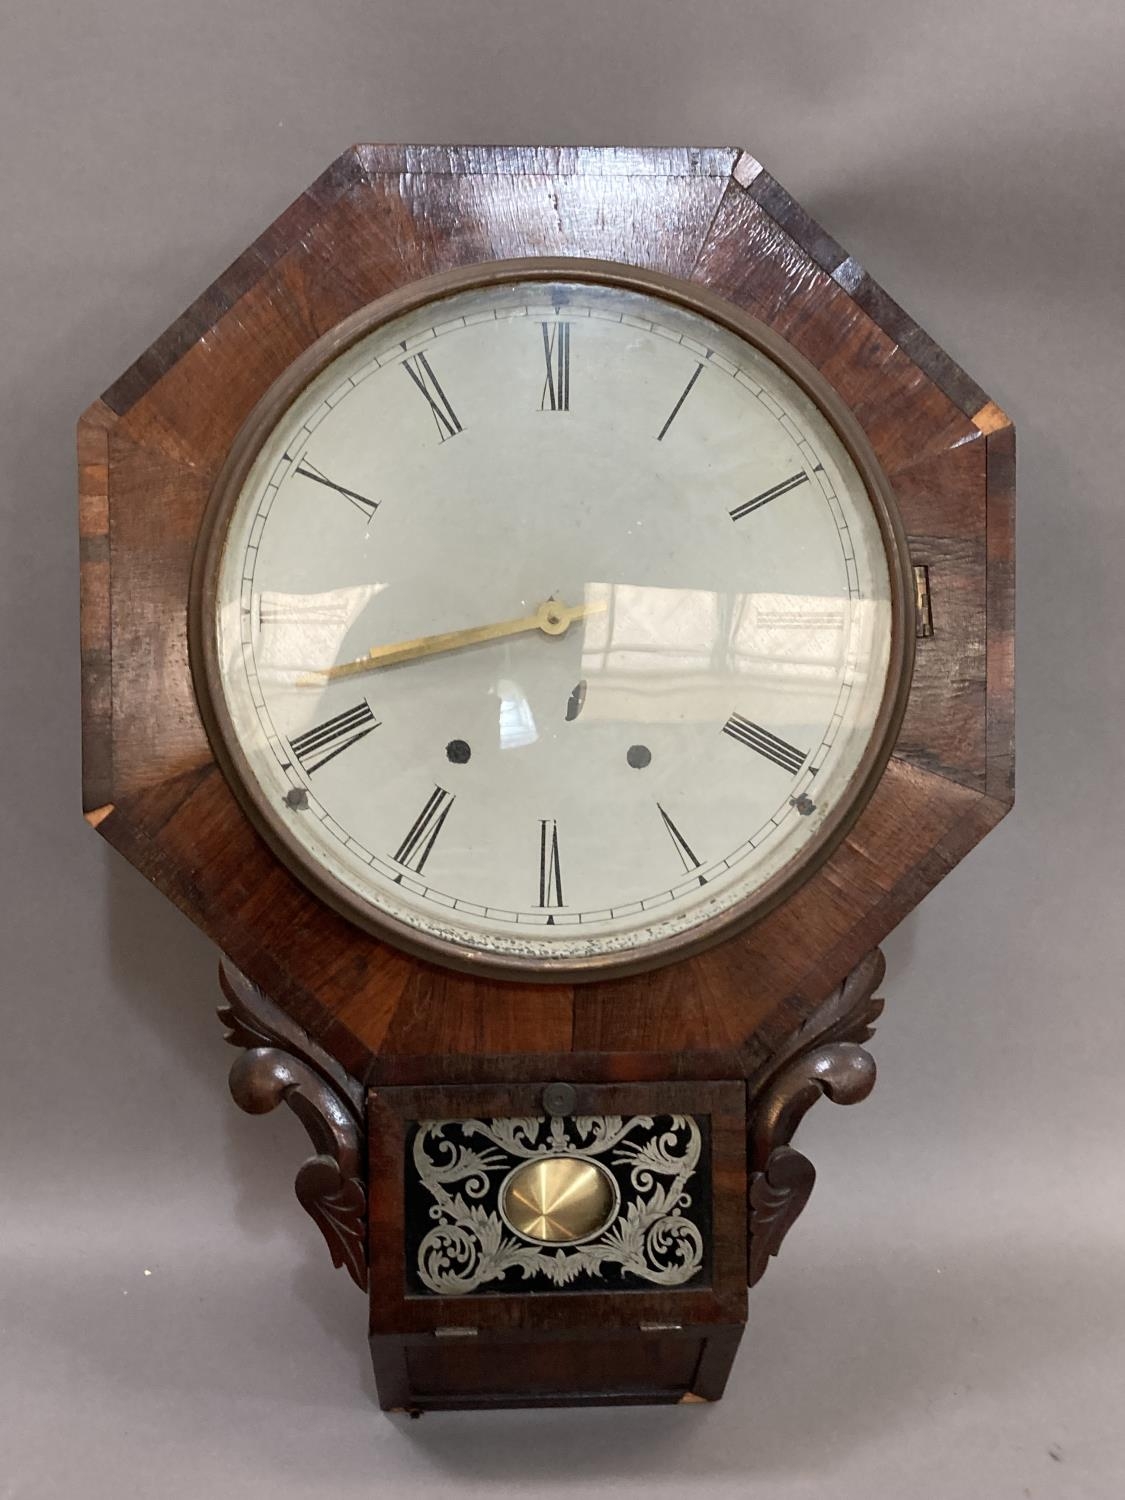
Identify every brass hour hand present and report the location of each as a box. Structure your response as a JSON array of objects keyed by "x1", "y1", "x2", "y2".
[{"x1": 300, "y1": 597, "x2": 605, "y2": 684}]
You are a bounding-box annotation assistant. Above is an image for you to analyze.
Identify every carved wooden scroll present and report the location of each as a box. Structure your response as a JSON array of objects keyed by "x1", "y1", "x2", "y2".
[
  {"x1": 218, "y1": 962, "x2": 368, "y2": 1289},
  {"x1": 746, "y1": 949, "x2": 885, "y2": 1286}
]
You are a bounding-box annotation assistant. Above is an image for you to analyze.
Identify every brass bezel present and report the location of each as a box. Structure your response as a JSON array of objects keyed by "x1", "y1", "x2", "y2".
[{"x1": 190, "y1": 257, "x2": 915, "y2": 984}]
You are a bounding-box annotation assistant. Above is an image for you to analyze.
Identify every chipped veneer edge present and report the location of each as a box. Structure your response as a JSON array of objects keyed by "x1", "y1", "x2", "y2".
[
  {"x1": 971, "y1": 399, "x2": 1012, "y2": 435},
  {"x1": 732, "y1": 152, "x2": 765, "y2": 188}
]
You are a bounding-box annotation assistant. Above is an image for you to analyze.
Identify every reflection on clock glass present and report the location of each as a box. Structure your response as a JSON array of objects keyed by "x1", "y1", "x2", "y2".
[{"x1": 211, "y1": 279, "x2": 896, "y2": 963}]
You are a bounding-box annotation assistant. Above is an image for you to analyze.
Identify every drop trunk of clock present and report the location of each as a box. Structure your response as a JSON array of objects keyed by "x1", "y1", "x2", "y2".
[
  {"x1": 79, "y1": 144, "x2": 1014, "y2": 1414},
  {"x1": 366, "y1": 1077, "x2": 749, "y2": 1409}
]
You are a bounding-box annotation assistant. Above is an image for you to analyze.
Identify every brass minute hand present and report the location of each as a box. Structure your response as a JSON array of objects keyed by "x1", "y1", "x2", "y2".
[{"x1": 302, "y1": 598, "x2": 605, "y2": 684}]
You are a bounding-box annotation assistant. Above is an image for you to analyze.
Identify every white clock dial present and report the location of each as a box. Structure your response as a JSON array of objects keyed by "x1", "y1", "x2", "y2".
[{"x1": 206, "y1": 274, "x2": 903, "y2": 970}]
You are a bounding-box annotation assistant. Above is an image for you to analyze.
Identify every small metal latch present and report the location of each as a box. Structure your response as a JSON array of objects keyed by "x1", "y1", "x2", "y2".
[
  {"x1": 433, "y1": 1326, "x2": 479, "y2": 1338},
  {"x1": 542, "y1": 1081, "x2": 577, "y2": 1117},
  {"x1": 639, "y1": 1322, "x2": 683, "y2": 1333},
  {"x1": 914, "y1": 565, "x2": 934, "y2": 639}
]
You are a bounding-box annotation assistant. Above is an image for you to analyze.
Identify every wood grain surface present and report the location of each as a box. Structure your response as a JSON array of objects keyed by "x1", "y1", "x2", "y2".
[
  {"x1": 367, "y1": 1078, "x2": 746, "y2": 1409},
  {"x1": 79, "y1": 144, "x2": 1014, "y2": 1082}
]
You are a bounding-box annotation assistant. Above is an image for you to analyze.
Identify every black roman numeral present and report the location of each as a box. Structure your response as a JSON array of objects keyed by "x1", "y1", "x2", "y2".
[
  {"x1": 289, "y1": 701, "x2": 379, "y2": 774},
  {"x1": 292, "y1": 460, "x2": 378, "y2": 520},
  {"x1": 393, "y1": 786, "x2": 454, "y2": 874},
  {"x1": 729, "y1": 471, "x2": 809, "y2": 522},
  {"x1": 256, "y1": 593, "x2": 295, "y2": 629},
  {"x1": 657, "y1": 803, "x2": 705, "y2": 882},
  {"x1": 537, "y1": 819, "x2": 564, "y2": 910},
  {"x1": 540, "y1": 322, "x2": 570, "y2": 411},
  {"x1": 402, "y1": 351, "x2": 462, "y2": 440},
  {"x1": 657, "y1": 361, "x2": 704, "y2": 441},
  {"x1": 722, "y1": 713, "x2": 808, "y2": 776}
]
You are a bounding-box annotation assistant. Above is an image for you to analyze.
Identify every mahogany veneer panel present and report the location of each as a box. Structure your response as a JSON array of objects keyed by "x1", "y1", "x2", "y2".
[{"x1": 81, "y1": 144, "x2": 1014, "y2": 1083}]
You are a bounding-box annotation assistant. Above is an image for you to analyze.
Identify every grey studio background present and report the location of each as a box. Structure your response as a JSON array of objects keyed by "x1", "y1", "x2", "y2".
[{"x1": 2, "y1": 2, "x2": 1122, "y2": 1496}]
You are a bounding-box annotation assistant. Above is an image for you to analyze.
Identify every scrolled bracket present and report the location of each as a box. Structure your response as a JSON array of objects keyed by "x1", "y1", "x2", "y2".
[
  {"x1": 746, "y1": 948, "x2": 885, "y2": 1287},
  {"x1": 217, "y1": 961, "x2": 368, "y2": 1290}
]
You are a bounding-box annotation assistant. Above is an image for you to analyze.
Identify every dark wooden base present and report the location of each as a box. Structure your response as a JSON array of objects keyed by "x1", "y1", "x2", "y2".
[{"x1": 370, "y1": 1323, "x2": 744, "y2": 1412}]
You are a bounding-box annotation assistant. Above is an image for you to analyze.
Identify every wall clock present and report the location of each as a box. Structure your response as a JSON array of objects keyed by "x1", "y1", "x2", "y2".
[{"x1": 79, "y1": 145, "x2": 1014, "y2": 1412}]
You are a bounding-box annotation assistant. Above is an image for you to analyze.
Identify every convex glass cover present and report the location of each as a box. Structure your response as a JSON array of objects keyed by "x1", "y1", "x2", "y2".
[{"x1": 200, "y1": 271, "x2": 909, "y2": 973}]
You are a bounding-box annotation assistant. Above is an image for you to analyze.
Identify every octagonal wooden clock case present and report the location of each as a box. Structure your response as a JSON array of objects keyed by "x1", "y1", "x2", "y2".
[{"x1": 78, "y1": 145, "x2": 1014, "y2": 1413}]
